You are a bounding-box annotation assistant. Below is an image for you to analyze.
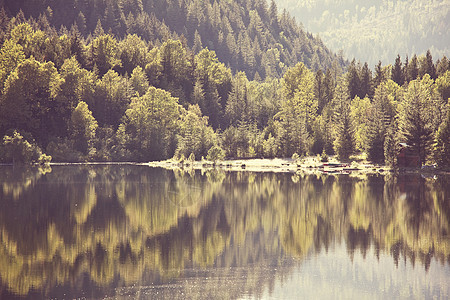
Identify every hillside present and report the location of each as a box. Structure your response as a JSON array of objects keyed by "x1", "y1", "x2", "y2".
[
  {"x1": 0, "y1": 0, "x2": 449, "y2": 167},
  {"x1": 273, "y1": 0, "x2": 450, "y2": 67},
  {"x1": 1, "y1": 0, "x2": 345, "y2": 79}
]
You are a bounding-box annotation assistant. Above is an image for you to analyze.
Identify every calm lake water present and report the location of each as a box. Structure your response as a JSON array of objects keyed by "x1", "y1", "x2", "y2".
[{"x1": 0, "y1": 165, "x2": 449, "y2": 299}]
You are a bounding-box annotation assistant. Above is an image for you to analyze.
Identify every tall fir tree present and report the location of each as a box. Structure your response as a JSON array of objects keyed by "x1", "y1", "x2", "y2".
[
  {"x1": 399, "y1": 78, "x2": 435, "y2": 166},
  {"x1": 433, "y1": 105, "x2": 450, "y2": 168},
  {"x1": 391, "y1": 54, "x2": 404, "y2": 86},
  {"x1": 333, "y1": 79, "x2": 355, "y2": 161},
  {"x1": 346, "y1": 59, "x2": 360, "y2": 100}
]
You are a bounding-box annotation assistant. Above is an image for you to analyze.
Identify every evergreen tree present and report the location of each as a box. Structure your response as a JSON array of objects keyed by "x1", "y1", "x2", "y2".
[
  {"x1": 384, "y1": 119, "x2": 400, "y2": 167},
  {"x1": 346, "y1": 59, "x2": 360, "y2": 100},
  {"x1": 399, "y1": 78, "x2": 435, "y2": 166},
  {"x1": 406, "y1": 54, "x2": 419, "y2": 82},
  {"x1": 436, "y1": 56, "x2": 450, "y2": 77},
  {"x1": 419, "y1": 50, "x2": 436, "y2": 79},
  {"x1": 332, "y1": 79, "x2": 355, "y2": 161},
  {"x1": 315, "y1": 69, "x2": 326, "y2": 113},
  {"x1": 365, "y1": 85, "x2": 393, "y2": 163},
  {"x1": 176, "y1": 104, "x2": 216, "y2": 159},
  {"x1": 323, "y1": 68, "x2": 334, "y2": 107},
  {"x1": 373, "y1": 60, "x2": 384, "y2": 89},
  {"x1": 391, "y1": 54, "x2": 404, "y2": 86},
  {"x1": 433, "y1": 105, "x2": 450, "y2": 168},
  {"x1": 359, "y1": 62, "x2": 373, "y2": 98},
  {"x1": 130, "y1": 66, "x2": 149, "y2": 96}
]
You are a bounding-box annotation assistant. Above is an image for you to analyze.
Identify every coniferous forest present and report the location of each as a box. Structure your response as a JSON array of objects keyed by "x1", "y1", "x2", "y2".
[{"x1": 0, "y1": 0, "x2": 449, "y2": 168}]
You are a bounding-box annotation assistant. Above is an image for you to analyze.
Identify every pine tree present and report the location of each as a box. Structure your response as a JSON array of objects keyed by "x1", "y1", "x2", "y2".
[
  {"x1": 384, "y1": 119, "x2": 400, "y2": 167},
  {"x1": 436, "y1": 56, "x2": 450, "y2": 77},
  {"x1": 333, "y1": 80, "x2": 355, "y2": 161},
  {"x1": 373, "y1": 60, "x2": 384, "y2": 89},
  {"x1": 366, "y1": 86, "x2": 391, "y2": 163},
  {"x1": 419, "y1": 50, "x2": 436, "y2": 79},
  {"x1": 391, "y1": 54, "x2": 404, "y2": 86},
  {"x1": 359, "y1": 62, "x2": 373, "y2": 98},
  {"x1": 399, "y1": 79, "x2": 434, "y2": 166},
  {"x1": 433, "y1": 105, "x2": 450, "y2": 168},
  {"x1": 407, "y1": 54, "x2": 419, "y2": 82},
  {"x1": 323, "y1": 68, "x2": 335, "y2": 106},
  {"x1": 346, "y1": 59, "x2": 360, "y2": 100}
]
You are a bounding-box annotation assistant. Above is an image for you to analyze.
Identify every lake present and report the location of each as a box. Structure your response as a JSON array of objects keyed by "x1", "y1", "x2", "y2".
[{"x1": 0, "y1": 165, "x2": 449, "y2": 299}]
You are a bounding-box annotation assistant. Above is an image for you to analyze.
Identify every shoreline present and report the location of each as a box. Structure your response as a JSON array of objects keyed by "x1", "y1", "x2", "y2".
[
  {"x1": 1, "y1": 158, "x2": 448, "y2": 175},
  {"x1": 146, "y1": 157, "x2": 448, "y2": 176}
]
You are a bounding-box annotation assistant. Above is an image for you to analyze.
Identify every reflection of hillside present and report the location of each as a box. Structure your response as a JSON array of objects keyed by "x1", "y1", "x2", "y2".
[{"x1": 0, "y1": 166, "x2": 449, "y2": 298}]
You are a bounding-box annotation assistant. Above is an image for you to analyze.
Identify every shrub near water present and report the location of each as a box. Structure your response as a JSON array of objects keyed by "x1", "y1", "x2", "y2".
[{"x1": 0, "y1": 131, "x2": 51, "y2": 164}]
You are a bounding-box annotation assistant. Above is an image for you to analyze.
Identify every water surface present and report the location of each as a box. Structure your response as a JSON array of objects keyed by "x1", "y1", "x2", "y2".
[{"x1": 0, "y1": 165, "x2": 448, "y2": 299}]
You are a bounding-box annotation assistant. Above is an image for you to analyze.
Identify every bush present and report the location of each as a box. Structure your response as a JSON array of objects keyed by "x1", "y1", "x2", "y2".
[
  {"x1": 1, "y1": 131, "x2": 43, "y2": 164},
  {"x1": 46, "y1": 138, "x2": 81, "y2": 162},
  {"x1": 207, "y1": 145, "x2": 225, "y2": 163},
  {"x1": 320, "y1": 149, "x2": 329, "y2": 162},
  {"x1": 38, "y1": 153, "x2": 52, "y2": 165}
]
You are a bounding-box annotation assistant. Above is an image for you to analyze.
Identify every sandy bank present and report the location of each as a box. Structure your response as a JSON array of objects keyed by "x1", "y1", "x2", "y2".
[{"x1": 146, "y1": 157, "x2": 394, "y2": 175}]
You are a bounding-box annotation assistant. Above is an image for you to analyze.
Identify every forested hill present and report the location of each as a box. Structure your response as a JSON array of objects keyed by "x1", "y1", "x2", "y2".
[
  {"x1": 1, "y1": 0, "x2": 345, "y2": 79},
  {"x1": 273, "y1": 0, "x2": 450, "y2": 67},
  {"x1": 0, "y1": 1, "x2": 449, "y2": 168}
]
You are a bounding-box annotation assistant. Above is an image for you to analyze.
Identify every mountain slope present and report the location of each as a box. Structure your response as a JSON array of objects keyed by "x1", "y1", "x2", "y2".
[
  {"x1": 273, "y1": 0, "x2": 450, "y2": 66},
  {"x1": 1, "y1": 0, "x2": 346, "y2": 79}
]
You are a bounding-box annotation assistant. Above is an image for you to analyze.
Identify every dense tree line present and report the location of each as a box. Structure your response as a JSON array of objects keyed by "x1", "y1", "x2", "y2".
[
  {"x1": 1, "y1": 0, "x2": 344, "y2": 79},
  {"x1": 0, "y1": 9, "x2": 449, "y2": 168}
]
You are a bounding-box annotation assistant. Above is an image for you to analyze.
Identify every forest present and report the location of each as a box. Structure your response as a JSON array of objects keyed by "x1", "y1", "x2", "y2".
[
  {"x1": 0, "y1": 0, "x2": 449, "y2": 168},
  {"x1": 273, "y1": 0, "x2": 450, "y2": 67}
]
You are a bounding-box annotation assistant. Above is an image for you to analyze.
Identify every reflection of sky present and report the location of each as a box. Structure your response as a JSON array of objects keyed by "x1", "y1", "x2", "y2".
[{"x1": 258, "y1": 241, "x2": 450, "y2": 300}]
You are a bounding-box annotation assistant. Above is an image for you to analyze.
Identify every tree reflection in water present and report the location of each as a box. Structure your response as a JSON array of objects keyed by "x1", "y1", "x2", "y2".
[{"x1": 0, "y1": 165, "x2": 448, "y2": 299}]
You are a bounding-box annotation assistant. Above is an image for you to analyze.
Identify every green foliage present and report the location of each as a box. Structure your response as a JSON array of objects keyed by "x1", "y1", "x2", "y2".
[
  {"x1": 117, "y1": 86, "x2": 180, "y2": 161},
  {"x1": 0, "y1": 11, "x2": 447, "y2": 165},
  {"x1": 350, "y1": 96, "x2": 371, "y2": 152},
  {"x1": 130, "y1": 66, "x2": 149, "y2": 97},
  {"x1": 206, "y1": 145, "x2": 225, "y2": 163},
  {"x1": 332, "y1": 79, "x2": 355, "y2": 161},
  {"x1": 91, "y1": 34, "x2": 120, "y2": 76},
  {"x1": 176, "y1": 104, "x2": 216, "y2": 159},
  {"x1": 436, "y1": 71, "x2": 450, "y2": 102},
  {"x1": 37, "y1": 153, "x2": 52, "y2": 165},
  {"x1": 69, "y1": 101, "x2": 98, "y2": 156},
  {"x1": 0, "y1": 39, "x2": 25, "y2": 91},
  {"x1": 117, "y1": 34, "x2": 149, "y2": 75},
  {"x1": 384, "y1": 120, "x2": 400, "y2": 167},
  {"x1": 0, "y1": 57, "x2": 64, "y2": 143},
  {"x1": 1, "y1": 131, "x2": 44, "y2": 164},
  {"x1": 320, "y1": 149, "x2": 328, "y2": 162},
  {"x1": 6, "y1": 0, "x2": 344, "y2": 80},
  {"x1": 434, "y1": 106, "x2": 450, "y2": 168},
  {"x1": 221, "y1": 122, "x2": 263, "y2": 158},
  {"x1": 93, "y1": 70, "x2": 130, "y2": 128},
  {"x1": 397, "y1": 75, "x2": 445, "y2": 166},
  {"x1": 277, "y1": 63, "x2": 316, "y2": 156}
]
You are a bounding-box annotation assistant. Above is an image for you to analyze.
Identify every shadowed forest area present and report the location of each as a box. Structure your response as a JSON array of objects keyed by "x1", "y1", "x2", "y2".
[{"x1": 0, "y1": 0, "x2": 449, "y2": 168}]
